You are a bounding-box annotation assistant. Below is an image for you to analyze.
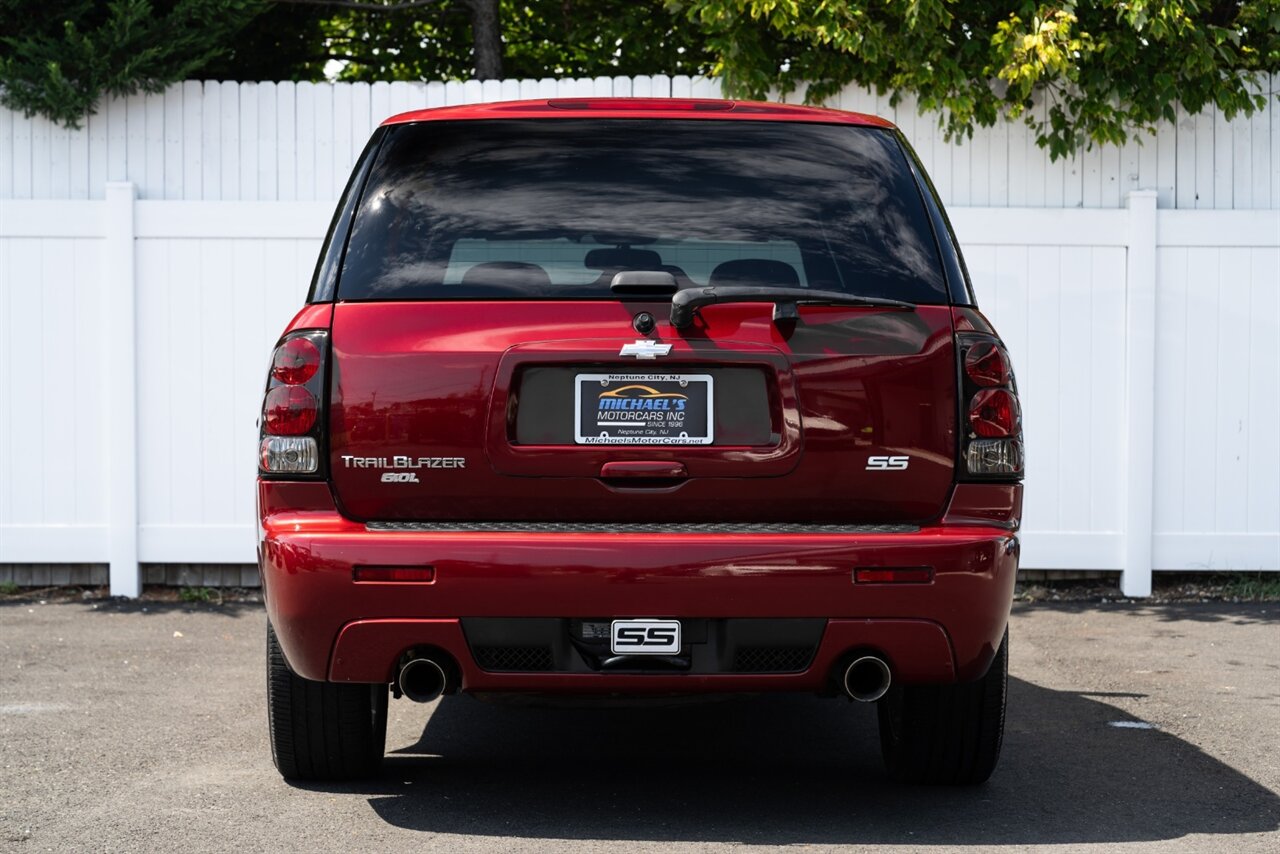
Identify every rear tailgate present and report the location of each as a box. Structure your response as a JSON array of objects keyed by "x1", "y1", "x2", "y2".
[{"x1": 328, "y1": 300, "x2": 956, "y2": 524}]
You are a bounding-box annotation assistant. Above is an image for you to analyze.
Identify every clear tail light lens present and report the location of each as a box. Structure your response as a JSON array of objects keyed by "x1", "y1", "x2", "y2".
[
  {"x1": 965, "y1": 437, "x2": 1024, "y2": 475},
  {"x1": 260, "y1": 436, "x2": 318, "y2": 473},
  {"x1": 260, "y1": 330, "x2": 327, "y2": 475}
]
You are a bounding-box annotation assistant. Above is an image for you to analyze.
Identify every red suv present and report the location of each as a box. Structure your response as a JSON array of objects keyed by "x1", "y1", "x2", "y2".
[{"x1": 258, "y1": 98, "x2": 1023, "y2": 785}]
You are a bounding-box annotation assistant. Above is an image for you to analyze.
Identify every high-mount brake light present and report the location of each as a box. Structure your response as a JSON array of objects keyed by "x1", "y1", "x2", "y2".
[
  {"x1": 964, "y1": 341, "x2": 1011, "y2": 387},
  {"x1": 272, "y1": 337, "x2": 320, "y2": 385},
  {"x1": 546, "y1": 98, "x2": 733, "y2": 112},
  {"x1": 260, "y1": 331, "x2": 327, "y2": 475},
  {"x1": 959, "y1": 334, "x2": 1024, "y2": 479}
]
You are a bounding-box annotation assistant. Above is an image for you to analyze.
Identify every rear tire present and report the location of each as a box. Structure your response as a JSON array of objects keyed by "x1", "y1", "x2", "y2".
[
  {"x1": 267, "y1": 622, "x2": 388, "y2": 781},
  {"x1": 876, "y1": 627, "x2": 1008, "y2": 785}
]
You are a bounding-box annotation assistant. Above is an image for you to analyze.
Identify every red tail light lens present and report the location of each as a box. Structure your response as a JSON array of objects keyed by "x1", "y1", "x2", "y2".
[
  {"x1": 271, "y1": 337, "x2": 320, "y2": 385},
  {"x1": 964, "y1": 342, "x2": 1011, "y2": 387},
  {"x1": 264, "y1": 385, "x2": 318, "y2": 435},
  {"x1": 969, "y1": 388, "x2": 1019, "y2": 437}
]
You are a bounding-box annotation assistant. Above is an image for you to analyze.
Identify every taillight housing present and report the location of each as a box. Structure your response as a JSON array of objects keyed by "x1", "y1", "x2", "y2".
[
  {"x1": 259, "y1": 330, "x2": 327, "y2": 476},
  {"x1": 958, "y1": 335, "x2": 1023, "y2": 479}
]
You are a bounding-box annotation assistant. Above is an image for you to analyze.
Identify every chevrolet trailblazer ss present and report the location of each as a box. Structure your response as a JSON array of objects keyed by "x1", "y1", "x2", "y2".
[{"x1": 257, "y1": 98, "x2": 1024, "y2": 785}]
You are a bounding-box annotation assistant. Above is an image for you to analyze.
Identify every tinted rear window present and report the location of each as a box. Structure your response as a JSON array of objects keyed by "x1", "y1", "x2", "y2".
[{"x1": 339, "y1": 119, "x2": 946, "y2": 302}]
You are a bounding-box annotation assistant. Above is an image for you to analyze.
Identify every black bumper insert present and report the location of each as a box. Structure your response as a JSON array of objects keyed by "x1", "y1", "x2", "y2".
[{"x1": 461, "y1": 617, "x2": 825, "y2": 674}]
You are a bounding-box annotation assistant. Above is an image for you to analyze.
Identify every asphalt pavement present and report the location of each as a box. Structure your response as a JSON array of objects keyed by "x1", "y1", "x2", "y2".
[{"x1": 1, "y1": 598, "x2": 1277, "y2": 852}]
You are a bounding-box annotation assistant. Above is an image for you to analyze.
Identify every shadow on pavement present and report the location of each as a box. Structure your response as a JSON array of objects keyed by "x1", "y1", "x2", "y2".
[
  {"x1": 297, "y1": 677, "x2": 1280, "y2": 845},
  {"x1": 1012, "y1": 601, "x2": 1279, "y2": 626}
]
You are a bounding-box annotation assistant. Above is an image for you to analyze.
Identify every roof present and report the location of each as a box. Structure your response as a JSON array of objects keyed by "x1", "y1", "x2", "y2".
[{"x1": 380, "y1": 97, "x2": 896, "y2": 129}]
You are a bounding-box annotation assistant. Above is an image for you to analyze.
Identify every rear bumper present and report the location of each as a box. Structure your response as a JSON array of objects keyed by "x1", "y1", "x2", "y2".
[
  {"x1": 259, "y1": 483, "x2": 1019, "y2": 691},
  {"x1": 259, "y1": 481, "x2": 1018, "y2": 696}
]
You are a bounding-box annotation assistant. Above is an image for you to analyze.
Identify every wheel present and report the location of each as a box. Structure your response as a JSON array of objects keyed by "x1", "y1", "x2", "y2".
[
  {"x1": 877, "y1": 627, "x2": 1008, "y2": 785},
  {"x1": 266, "y1": 622, "x2": 388, "y2": 781}
]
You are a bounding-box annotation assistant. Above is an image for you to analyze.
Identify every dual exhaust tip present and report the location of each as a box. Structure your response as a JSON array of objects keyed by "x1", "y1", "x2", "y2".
[
  {"x1": 398, "y1": 654, "x2": 452, "y2": 703},
  {"x1": 399, "y1": 650, "x2": 890, "y2": 704},
  {"x1": 842, "y1": 654, "x2": 892, "y2": 703}
]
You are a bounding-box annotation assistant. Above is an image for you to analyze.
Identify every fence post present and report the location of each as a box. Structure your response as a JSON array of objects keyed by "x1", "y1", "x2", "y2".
[
  {"x1": 105, "y1": 182, "x2": 140, "y2": 597},
  {"x1": 1122, "y1": 191, "x2": 1158, "y2": 597}
]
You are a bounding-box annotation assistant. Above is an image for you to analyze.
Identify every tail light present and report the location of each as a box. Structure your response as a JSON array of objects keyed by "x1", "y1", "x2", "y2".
[
  {"x1": 271, "y1": 337, "x2": 321, "y2": 384},
  {"x1": 968, "y1": 388, "x2": 1019, "y2": 437},
  {"x1": 963, "y1": 341, "x2": 1011, "y2": 387},
  {"x1": 959, "y1": 335, "x2": 1023, "y2": 478},
  {"x1": 264, "y1": 386, "x2": 318, "y2": 435},
  {"x1": 260, "y1": 330, "x2": 327, "y2": 476}
]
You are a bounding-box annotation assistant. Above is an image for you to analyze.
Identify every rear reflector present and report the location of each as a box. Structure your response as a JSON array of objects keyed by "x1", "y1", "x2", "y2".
[
  {"x1": 965, "y1": 437, "x2": 1025, "y2": 476},
  {"x1": 854, "y1": 567, "x2": 934, "y2": 584},
  {"x1": 353, "y1": 566, "x2": 436, "y2": 583},
  {"x1": 259, "y1": 436, "x2": 318, "y2": 473}
]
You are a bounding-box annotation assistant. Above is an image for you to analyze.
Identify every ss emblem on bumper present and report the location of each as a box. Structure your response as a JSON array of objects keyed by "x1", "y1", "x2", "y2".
[{"x1": 610, "y1": 619, "x2": 681, "y2": 655}]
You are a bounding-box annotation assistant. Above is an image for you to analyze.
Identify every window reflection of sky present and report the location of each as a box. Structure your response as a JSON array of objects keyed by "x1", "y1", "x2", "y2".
[{"x1": 341, "y1": 120, "x2": 947, "y2": 303}]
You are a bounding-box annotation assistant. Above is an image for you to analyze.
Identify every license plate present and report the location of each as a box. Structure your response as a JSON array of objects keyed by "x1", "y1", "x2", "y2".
[
  {"x1": 611, "y1": 619, "x2": 682, "y2": 655},
  {"x1": 574, "y1": 373, "x2": 713, "y2": 445}
]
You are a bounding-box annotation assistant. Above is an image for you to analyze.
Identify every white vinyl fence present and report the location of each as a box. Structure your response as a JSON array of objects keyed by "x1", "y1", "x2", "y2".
[
  {"x1": 3, "y1": 75, "x2": 1279, "y2": 209},
  {"x1": 1, "y1": 77, "x2": 1278, "y2": 599}
]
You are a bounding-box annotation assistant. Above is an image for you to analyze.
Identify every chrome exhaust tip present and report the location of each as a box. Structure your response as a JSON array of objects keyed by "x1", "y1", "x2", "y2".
[
  {"x1": 398, "y1": 656, "x2": 449, "y2": 703},
  {"x1": 843, "y1": 655, "x2": 892, "y2": 703}
]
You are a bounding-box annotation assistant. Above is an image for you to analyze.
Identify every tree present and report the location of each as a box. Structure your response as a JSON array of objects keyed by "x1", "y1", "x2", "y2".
[
  {"x1": 0, "y1": 0, "x2": 264, "y2": 127},
  {"x1": 257, "y1": 0, "x2": 505, "y2": 78},
  {"x1": 2, "y1": 0, "x2": 713, "y2": 126},
  {"x1": 204, "y1": 0, "x2": 713, "y2": 83},
  {"x1": 673, "y1": 0, "x2": 1280, "y2": 157}
]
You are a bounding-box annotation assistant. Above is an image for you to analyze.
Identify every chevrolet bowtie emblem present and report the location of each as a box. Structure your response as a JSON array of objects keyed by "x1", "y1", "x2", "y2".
[{"x1": 619, "y1": 339, "x2": 673, "y2": 359}]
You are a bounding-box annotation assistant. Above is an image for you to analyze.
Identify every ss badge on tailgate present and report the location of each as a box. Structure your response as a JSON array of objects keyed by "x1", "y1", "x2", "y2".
[
  {"x1": 611, "y1": 619, "x2": 681, "y2": 655},
  {"x1": 866, "y1": 455, "x2": 910, "y2": 470}
]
